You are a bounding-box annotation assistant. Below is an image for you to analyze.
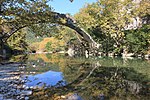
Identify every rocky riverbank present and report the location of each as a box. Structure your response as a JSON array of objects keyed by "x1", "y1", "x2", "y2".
[{"x1": 0, "y1": 63, "x2": 32, "y2": 100}]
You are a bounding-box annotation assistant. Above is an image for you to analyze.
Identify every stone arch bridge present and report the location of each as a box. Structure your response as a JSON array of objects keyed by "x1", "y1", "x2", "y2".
[{"x1": 0, "y1": 12, "x2": 100, "y2": 57}]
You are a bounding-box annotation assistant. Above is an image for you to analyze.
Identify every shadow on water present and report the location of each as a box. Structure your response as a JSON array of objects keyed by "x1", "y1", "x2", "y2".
[{"x1": 22, "y1": 54, "x2": 150, "y2": 100}]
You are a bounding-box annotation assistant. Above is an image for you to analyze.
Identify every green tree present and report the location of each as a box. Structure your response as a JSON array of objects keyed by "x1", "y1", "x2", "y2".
[
  {"x1": 0, "y1": 0, "x2": 53, "y2": 55},
  {"x1": 74, "y1": 0, "x2": 150, "y2": 55},
  {"x1": 46, "y1": 42, "x2": 52, "y2": 52},
  {"x1": 125, "y1": 25, "x2": 150, "y2": 55},
  {"x1": 7, "y1": 28, "x2": 28, "y2": 51}
]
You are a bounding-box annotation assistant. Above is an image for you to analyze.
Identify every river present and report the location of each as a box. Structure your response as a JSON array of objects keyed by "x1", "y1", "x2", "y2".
[{"x1": 0, "y1": 53, "x2": 150, "y2": 100}]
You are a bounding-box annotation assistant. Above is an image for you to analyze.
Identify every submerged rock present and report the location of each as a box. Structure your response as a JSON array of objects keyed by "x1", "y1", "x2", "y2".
[
  {"x1": 66, "y1": 93, "x2": 82, "y2": 100},
  {"x1": 21, "y1": 90, "x2": 32, "y2": 96}
]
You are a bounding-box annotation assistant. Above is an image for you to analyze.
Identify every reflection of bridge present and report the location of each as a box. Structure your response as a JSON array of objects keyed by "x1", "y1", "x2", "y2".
[
  {"x1": 28, "y1": 53, "x2": 65, "y2": 63},
  {"x1": 30, "y1": 61, "x2": 150, "y2": 100}
]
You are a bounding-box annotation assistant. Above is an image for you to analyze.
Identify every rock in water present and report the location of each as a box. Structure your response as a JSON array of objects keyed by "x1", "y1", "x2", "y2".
[{"x1": 66, "y1": 93, "x2": 82, "y2": 100}]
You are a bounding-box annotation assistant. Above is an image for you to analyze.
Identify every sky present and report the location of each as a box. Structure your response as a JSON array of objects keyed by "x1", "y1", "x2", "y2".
[{"x1": 49, "y1": 0, "x2": 97, "y2": 15}]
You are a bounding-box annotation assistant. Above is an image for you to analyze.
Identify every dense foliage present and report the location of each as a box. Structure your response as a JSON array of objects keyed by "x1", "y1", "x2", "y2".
[
  {"x1": 0, "y1": 0, "x2": 53, "y2": 55},
  {"x1": 74, "y1": 0, "x2": 150, "y2": 55},
  {"x1": 125, "y1": 25, "x2": 150, "y2": 54},
  {"x1": 7, "y1": 28, "x2": 28, "y2": 51}
]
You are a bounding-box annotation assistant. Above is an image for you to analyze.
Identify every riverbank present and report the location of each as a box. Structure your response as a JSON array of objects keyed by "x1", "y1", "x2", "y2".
[
  {"x1": 0, "y1": 63, "x2": 32, "y2": 100},
  {"x1": 33, "y1": 51, "x2": 150, "y2": 60}
]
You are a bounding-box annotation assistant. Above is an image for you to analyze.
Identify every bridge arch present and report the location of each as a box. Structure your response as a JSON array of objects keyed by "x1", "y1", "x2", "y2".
[{"x1": 0, "y1": 12, "x2": 99, "y2": 56}]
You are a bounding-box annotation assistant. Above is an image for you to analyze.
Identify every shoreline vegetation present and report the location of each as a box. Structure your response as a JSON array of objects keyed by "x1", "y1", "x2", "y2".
[
  {"x1": 0, "y1": 50, "x2": 150, "y2": 62},
  {"x1": 30, "y1": 51, "x2": 150, "y2": 59}
]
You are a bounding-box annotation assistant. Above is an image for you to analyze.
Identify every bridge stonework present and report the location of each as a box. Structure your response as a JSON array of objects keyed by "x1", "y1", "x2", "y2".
[
  {"x1": 0, "y1": 11, "x2": 100, "y2": 57},
  {"x1": 67, "y1": 40, "x2": 100, "y2": 57}
]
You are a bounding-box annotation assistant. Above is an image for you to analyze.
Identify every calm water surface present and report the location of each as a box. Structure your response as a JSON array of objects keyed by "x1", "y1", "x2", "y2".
[{"x1": 10, "y1": 54, "x2": 150, "y2": 99}]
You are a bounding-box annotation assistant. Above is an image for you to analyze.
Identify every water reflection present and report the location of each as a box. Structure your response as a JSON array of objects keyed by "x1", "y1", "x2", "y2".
[
  {"x1": 24, "y1": 71, "x2": 65, "y2": 88},
  {"x1": 23, "y1": 54, "x2": 150, "y2": 100}
]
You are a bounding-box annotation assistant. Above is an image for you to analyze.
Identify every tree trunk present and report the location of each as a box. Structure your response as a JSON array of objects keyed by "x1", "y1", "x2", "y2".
[
  {"x1": 0, "y1": 37, "x2": 6, "y2": 58},
  {"x1": 0, "y1": 38, "x2": 3, "y2": 56}
]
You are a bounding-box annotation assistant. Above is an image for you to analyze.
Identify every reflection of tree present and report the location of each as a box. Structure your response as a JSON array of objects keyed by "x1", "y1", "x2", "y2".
[
  {"x1": 30, "y1": 61, "x2": 150, "y2": 100},
  {"x1": 24, "y1": 54, "x2": 150, "y2": 99},
  {"x1": 9, "y1": 54, "x2": 28, "y2": 63},
  {"x1": 78, "y1": 67, "x2": 149, "y2": 100},
  {"x1": 25, "y1": 54, "x2": 90, "y2": 75},
  {"x1": 25, "y1": 59, "x2": 60, "y2": 74}
]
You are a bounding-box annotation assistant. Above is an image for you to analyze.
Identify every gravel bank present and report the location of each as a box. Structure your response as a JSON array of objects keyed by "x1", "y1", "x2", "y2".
[{"x1": 0, "y1": 63, "x2": 32, "y2": 100}]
